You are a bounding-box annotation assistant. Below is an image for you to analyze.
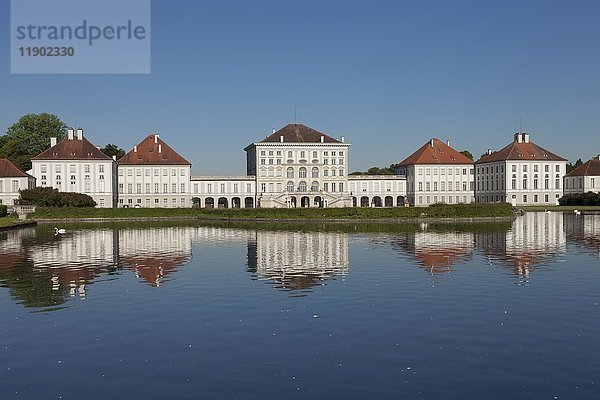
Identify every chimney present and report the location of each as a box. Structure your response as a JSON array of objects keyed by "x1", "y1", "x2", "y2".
[
  {"x1": 487, "y1": 149, "x2": 493, "y2": 155},
  {"x1": 158, "y1": 144, "x2": 162, "y2": 153},
  {"x1": 50, "y1": 137, "x2": 57, "y2": 147},
  {"x1": 280, "y1": 135, "x2": 284, "y2": 142},
  {"x1": 154, "y1": 134, "x2": 159, "y2": 144},
  {"x1": 446, "y1": 140, "x2": 450, "y2": 146},
  {"x1": 112, "y1": 155, "x2": 117, "y2": 161},
  {"x1": 341, "y1": 136, "x2": 345, "y2": 143},
  {"x1": 320, "y1": 136, "x2": 324, "y2": 143},
  {"x1": 522, "y1": 132, "x2": 530, "y2": 143},
  {"x1": 67, "y1": 127, "x2": 74, "y2": 140},
  {"x1": 514, "y1": 132, "x2": 522, "y2": 143},
  {"x1": 430, "y1": 139, "x2": 434, "y2": 147},
  {"x1": 594, "y1": 155, "x2": 600, "y2": 160},
  {"x1": 134, "y1": 145, "x2": 138, "y2": 153},
  {"x1": 76, "y1": 127, "x2": 83, "y2": 140},
  {"x1": 272, "y1": 128, "x2": 276, "y2": 134}
]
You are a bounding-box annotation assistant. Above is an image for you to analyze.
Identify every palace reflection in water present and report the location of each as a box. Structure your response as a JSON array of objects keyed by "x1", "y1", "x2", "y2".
[{"x1": 1, "y1": 212, "x2": 600, "y2": 308}]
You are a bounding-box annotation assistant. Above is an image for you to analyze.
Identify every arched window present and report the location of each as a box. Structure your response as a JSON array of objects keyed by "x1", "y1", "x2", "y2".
[
  {"x1": 287, "y1": 181, "x2": 294, "y2": 192},
  {"x1": 312, "y1": 167, "x2": 319, "y2": 178},
  {"x1": 260, "y1": 168, "x2": 267, "y2": 177},
  {"x1": 311, "y1": 181, "x2": 319, "y2": 191},
  {"x1": 298, "y1": 181, "x2": 307, "y2": 192},
  {"x1": 299, "y1": 167, "x2": 307, "y2": 178},
  {"x1": 276, "y1": 167, "x2": 282, "y2": 177},
  {"x1": 268, "y1": 167, "x2": 274, "y2": 177},
  {"x1": 287, "y1": 167, "x2": 294, "y2": 178}
]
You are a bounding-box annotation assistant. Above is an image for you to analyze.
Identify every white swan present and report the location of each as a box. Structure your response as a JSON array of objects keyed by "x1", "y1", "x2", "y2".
[{"x1": 54, "y1": 227, "x2": 66, "y2": 235}]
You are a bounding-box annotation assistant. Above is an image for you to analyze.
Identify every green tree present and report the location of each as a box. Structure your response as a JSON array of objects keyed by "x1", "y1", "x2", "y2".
[
  {"x1": 100, "y1": 144, "x2": 126, "y2": 159},
  {"x1": 566, "y1": 158, "x2": 583, "y2": 173},
  {"x1": 460, "y1": 150, "x2": 474, "y2": 160},
  {"x1": 0, "y1": 113, "x2": 67, "y2": 171}
]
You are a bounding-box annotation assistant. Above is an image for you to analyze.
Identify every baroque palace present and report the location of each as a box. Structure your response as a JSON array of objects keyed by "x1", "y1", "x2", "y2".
[{"x1": 1, "y1": 122, "x2": 598, "y2": 208}]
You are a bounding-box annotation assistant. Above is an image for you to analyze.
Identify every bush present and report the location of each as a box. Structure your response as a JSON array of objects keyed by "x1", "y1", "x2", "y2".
[
  {"x1": 0, "y1": 204, "x2": 7, "y2": 217},
  {"x1": 559, "y1": 192, "x2": 600, "y2": 206},
  {"x1": 19, "y1": 187, "x2": 96, "y2": 207}
]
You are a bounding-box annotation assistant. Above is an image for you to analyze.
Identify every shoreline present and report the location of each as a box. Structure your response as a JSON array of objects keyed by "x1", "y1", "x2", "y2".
[
  {"x1": 0, "y1": 220, "x2": 37, "y2": 231},
  {"x1": 34, "y1": 215, "x2": 516, "y2": 225}
]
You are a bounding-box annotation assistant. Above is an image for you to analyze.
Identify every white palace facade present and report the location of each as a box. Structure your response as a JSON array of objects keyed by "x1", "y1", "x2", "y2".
[{"x1": 22, "y1": 123, "x2": 579, "y2": 209}]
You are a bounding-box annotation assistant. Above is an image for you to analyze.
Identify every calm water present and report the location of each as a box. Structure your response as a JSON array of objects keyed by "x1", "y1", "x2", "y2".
[{"x1": 1, "y1": 213, "x2": 599, "y2": 399}]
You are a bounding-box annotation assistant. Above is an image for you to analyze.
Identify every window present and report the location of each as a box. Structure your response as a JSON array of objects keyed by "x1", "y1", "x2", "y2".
[
  {"x1": 137, "y1": 183, "x2": 142, "y2": 194},
  {"x1": 298, "y1": 181, "x2": 307, "y2": 192},
  {"x1": 556, "y1": 179, "x2": 560, "y2": 189},
  {"x1": 592, "y1": 178, "x2": 596, "y2": 188},
  {"x1": 145, "y1": 169, "x2": 150, "y2": 176},
  {"x1": 312, "y1": 167, "x2": 319, "y2": 178},
  {"x1": 163, "y1": 169, "x2": 168, "y2": 176},
  {"x1": 534, "y1": 165, "x2": 539, "y2": 172},
  {"x1": 523, "y1": 195, "x2": 528, "y2": 203},
  {"x1": 119, "y1": 183, "x2": 124, "y2": 194},
  {"x1": 545, "y1": 195, "x2": 549, "y2": 202},
  {"x1": 127, "y1": 183, "x2": 133, "y2": 193},
  {"x1": 154, "y1": 168, "x2": 159, "y2": 176},
  {"x1": 300, "y1": 151, "x2": 305, "y2": 159},
  {"x1": 556, "y1": 165, "x2": 560, "y2": 172},
  {"x1": 220, "y1": 184, "x2": 225, "y2": 193},
  {"x1": 164, "y1": 183, "x2": 168, "y2": 193},
  {"x1": 41, "y1": 165, "x2": 47, "y2": 173},
  {"x1": 136, "y1": 169, "x2": 142, "y2": 176},
  {"x1": 534, "y1": 195, "x2": 538, "y2": 203},
  {"x1": 287, "y1": 167, "x2": 294, "y2": 178},
  {"x1": 339, "y1": 183, "x2": 344, "y2": 192},
  {"x1": 433, "y1": 182, "x2": 438, "y2": 191},
  {"x1": 118, "y1": 169, "x2": 123, "y2": 176},
  {"x1": 512, "y1": 165, "x2": 517, "y2": 172},
  {"x1": 313, "y1": 151, "x2": 317, "y2": 158},
  {"x1": 426, "y1": 182, "x2": 430, "y2": 191},
  {"x1": 207, "y1": 183, "x2": 212, "y2": 193},
  {"x1": 261, "y1": 183, "x2": 266, "y2": 192},
  {"x1": 287, "y1": 181, "x2": 294, "y2": 192},
  {"x1": 545, "y1": 179, "x2": 549, "y2": 189},
  {"x1": 418, "y1": 182, "x2": 423, "y2": 191},
  {"x1": 522, "y1": 179, "x2": 527, "y2": 189},
  {"x1": 311, "y1": 181, "x2": 319, "y2": 191},
  {"x1": 512, "y1": 179, "x2": 517, "y2": 189},
  {"x1": 339, "y1": 168, "x2": 344, "y2": 176},
  {"x1": 172, "y1": 183, "x2": 177, "y2": 193},
  {"x1": 84, "y1": 165, "x2": 90, "y2": 173},
  {"x1": 299, "y1": 167, "x2": 307, "y2": 178},
  {"x1": 145, "y1": 183, "x2": 150, "y2": 193},
  {"x1": 247, "y1": 184, "x2": 252, "y2": 193},
  {"x1": 155, "y1": 183, "x2": 159, "y2": 193},
  {"x1": 288, "y1": 151, "x2": 292, "y2": 158},
  {"x1": 172, "y1": 169, "x2": 176, "y2": 176},
  {"x1": 523, "y1": 165, "x2": 528, "y2": 172},
  {"x1": 323, "y1": 183, "x2": 329, "y2": 192},
  {"x1": 70, "y1": 165, "x2": 76, "y2": 173},
  {"x1": 331, "y1": 183, "x2": 336, "y2": 192}
]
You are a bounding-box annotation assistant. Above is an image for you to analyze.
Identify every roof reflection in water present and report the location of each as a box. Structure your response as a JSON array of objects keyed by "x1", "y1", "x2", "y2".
[
  {"x1": 476, "y1": 212, "x2": 566, "y2": 283},
  {"x1": 247, "y1": 231, "x2": 349, "y2": 296},
  {"x1": 391, "y1": 228, "x2": 474, "y2": 282}
]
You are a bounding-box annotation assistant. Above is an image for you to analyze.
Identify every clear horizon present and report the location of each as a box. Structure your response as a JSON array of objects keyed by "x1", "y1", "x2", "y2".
[{"x1": 1, "y1": 0, "x2": 599, "y2": 174}]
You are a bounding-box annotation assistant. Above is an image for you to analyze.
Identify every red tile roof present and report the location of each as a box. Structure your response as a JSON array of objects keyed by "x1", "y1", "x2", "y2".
[
  {"x1": 118, "y1": 135, "x2": 191, "y2": 165},
  {"x1": 565, "y1": 157, "x2": 600, "y2": 177},
  {"x1": 476, "y1": 134, "x2": 566, "y2": 164},
  {"x1": 0, "y1": 158, "x2": 33, "y2": 178},
  {"x1": 33, "y1": 136, "x2": 113, "y2": 161},
  {"x1": 396, "y1": 138, "x2": 473, "y2": 166},
  {"x1": 260, "y1": 124, "x2": 342, "y2": 143}
]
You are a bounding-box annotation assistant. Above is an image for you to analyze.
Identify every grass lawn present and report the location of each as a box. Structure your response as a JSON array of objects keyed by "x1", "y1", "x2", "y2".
[
  {"x1": 30, "y1": 203, "x2": 514, "y2": 220},
  {"x1": 0, "y1": 218, "x2": 36, "y2": 229}
]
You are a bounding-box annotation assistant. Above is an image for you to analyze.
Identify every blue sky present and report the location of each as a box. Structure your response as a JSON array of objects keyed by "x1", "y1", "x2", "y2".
[{"x1": 1, "y1": 0, "x2": 599, "y2": 174}]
